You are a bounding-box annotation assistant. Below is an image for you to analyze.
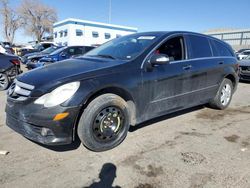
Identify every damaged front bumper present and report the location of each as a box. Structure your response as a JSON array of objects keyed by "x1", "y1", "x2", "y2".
[{"x1": 5, "y1": 97, "x2": 80, "y2": 145}]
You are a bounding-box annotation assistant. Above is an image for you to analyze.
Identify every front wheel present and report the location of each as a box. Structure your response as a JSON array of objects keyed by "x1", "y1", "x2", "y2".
[
  {"x1": 77, "y1": 94, "x2": 130, "y2": 152},
  {"x1": 209, "y1": 78, "x2": 233, "y2": 110},
  {"x1": 0, "y1": 73, "x2": 10, "y2": 91}
]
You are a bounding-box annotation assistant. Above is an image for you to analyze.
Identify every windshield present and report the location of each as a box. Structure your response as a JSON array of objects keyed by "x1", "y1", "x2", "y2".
[
  {"x1": 85, "y1": 33, "x2": 160, "y2": 60},
  {"x1": 33, "y1": 43, "x2": 42, "y2": 50},
  {"x1": 42, "y1": 46, "x2": 60, "y2": 54},
  {"x1": 50, "y1": 46, "x2": 67, "y2": 55}
]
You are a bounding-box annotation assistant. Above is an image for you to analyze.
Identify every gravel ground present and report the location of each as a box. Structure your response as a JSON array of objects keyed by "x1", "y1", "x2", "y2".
[{"x1": 0, "y1": 81, "x2": 250, "y2": 188}]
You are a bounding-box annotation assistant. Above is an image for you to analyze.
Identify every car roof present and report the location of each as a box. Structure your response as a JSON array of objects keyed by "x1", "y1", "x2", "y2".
[
  {"x1": 135, "y1": 31, "x2": 221, "y2": 40},
  {"x1": 135, "y1": 31, "x2": 230, "y2": 47}
]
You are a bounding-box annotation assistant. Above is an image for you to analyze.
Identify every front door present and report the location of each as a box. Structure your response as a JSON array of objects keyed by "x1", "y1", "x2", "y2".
[{"x1": 141, "y1": 35, "x2": 194, "y2": 120}]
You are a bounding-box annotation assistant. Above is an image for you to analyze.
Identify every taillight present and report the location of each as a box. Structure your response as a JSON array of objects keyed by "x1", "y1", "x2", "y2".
[{"x1": 10, "y1": 59, "x2": 20, "y2": 65}]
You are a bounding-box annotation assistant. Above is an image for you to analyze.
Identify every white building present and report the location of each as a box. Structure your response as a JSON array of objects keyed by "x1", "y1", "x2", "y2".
[{"x1": 53, "y1": 18, "x2": 138, "y2": 46}]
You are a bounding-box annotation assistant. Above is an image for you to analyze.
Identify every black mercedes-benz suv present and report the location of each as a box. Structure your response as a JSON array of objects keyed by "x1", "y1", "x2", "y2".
[{"x1": 5, "y1": 31, "x2": 239, "y2": 151}]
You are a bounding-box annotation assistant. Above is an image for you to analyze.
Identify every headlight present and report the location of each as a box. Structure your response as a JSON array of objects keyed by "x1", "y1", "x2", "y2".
[{"x1": 34, "y1": 82, "x2": 80, "y2": 107}]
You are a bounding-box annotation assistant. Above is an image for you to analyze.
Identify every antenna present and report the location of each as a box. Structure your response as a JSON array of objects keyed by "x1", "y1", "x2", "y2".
[{"x1": 109, "y1": 0, "x2": 111, "y2": 23}]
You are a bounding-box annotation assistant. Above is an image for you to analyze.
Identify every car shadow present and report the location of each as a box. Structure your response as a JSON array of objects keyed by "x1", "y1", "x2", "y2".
[
  {"x1": 129, "y1": 105, "x2": 204, "y2": 132},
  {"x1": 83, "y1": 163, "x2": 121, "y2": 188}
]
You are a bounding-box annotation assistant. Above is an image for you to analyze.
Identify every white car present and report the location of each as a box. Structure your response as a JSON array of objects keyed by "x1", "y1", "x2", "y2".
[{"x1": 237, "y1": 50, "x2": 250, "y2": 60}]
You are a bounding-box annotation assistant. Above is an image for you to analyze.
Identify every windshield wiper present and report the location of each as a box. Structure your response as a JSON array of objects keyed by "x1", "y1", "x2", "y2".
[{"x1": 95, "y1": 54, "x2": 116, "y2": 59}]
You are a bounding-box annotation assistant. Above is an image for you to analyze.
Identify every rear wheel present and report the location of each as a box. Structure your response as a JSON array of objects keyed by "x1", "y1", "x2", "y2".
[
  {"x1": 77, "y1": 94, "x2": 130, "y2": 151},
  {"x1": 209, "y1": 78, "x2": 233, "y2": 110},
  {"x1": 0, "y1": 73, "x2": 10, "y2": 91}
]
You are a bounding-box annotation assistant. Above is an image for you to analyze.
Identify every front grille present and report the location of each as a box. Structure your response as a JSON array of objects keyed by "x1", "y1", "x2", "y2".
[
  {"x1": 240, "y1": 66, "x2": 250, "y2": 72},
  {"x1": 8, "y1": 79, "x2": 35, "y2": 101}
]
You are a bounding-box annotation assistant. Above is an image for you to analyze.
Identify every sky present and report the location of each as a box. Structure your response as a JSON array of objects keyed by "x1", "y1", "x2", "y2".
[{"x1": 2, "y1": 0, "x2": 250, "y2": 43}]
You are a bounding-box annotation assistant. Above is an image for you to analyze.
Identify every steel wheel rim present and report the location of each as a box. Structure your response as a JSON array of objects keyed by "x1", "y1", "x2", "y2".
[
  {"x1": 93, "y1": 106, "x2": 124, "y2": 142},
  {"x1": 220, "y1": 83, "x2": 231, "y2": 106},
  {"x1": 0, "y1": 74, "x2": 8, "y2": 88}
]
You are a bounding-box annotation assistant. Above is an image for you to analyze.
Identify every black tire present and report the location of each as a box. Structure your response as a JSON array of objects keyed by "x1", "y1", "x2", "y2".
[
  {"x1": 209, "y1": 78, "x2": 233, "y2": 110},
  {"x1": 0, "y1": 73, "x2": 10, "y2": 91},
  {"x1": 77, "y1": 94, "x2": 130, "y2": 152}
]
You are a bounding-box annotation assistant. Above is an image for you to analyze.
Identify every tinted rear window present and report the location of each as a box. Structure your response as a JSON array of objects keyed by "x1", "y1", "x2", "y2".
[
  {"x1": 210, "y1": 39, "x2": 233, "y2": 57},
  {"x1": 188, "y1": 35, "x2": 212, "y2": 59}
]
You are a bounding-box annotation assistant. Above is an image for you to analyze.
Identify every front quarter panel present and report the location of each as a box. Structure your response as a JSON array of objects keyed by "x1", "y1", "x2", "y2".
[{"x1": 62, "y1": 64, "x2": 142, "y2": 109}]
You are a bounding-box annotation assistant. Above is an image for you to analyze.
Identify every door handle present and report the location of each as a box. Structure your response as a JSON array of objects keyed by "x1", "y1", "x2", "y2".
[
  {"x1": 183, "y1": 65, "x2": 192, "y2": 70},
  {"x1": 218, "y1": 61, "x2": 224, "y2": 65}
]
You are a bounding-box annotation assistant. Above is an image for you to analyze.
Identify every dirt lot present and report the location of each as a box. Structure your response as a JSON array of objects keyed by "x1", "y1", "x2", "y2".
[{"x1": 0, "y1": 82, "x2": 250, "y2": 188}]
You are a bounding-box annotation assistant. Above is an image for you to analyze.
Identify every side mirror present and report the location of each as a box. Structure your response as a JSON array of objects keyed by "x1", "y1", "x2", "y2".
[
  {"x1": 150, "y1": 54, "x2": 170, "y2": 65},
  {"x1": 61, "y1": 52, "x2": 66, "y2": 57}
]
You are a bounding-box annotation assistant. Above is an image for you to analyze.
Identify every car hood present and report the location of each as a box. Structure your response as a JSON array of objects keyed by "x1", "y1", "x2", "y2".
[
  {"x1": 17, "y1": 57, "x2": 126, "y2": 91},
  {"x1": 239, "y1": 60, "x2": 250, "y2": 66}
]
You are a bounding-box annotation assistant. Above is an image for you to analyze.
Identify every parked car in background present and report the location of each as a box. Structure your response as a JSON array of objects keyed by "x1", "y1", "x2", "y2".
[
  {"x1": 237, "y1": 49, "x2": 250, "y2": 60},
  {"x1": 28, "y1": 46, "x2": 94, "y2": 69},
  {"x1": 0, "y1": 42, "x2": 15, "y2": 54},
  {"x1": 239, "y1": 55, "x2": 250, "y2": 81},
  {"x1": 5, "y1": 31, "x2": 238, "y2": 151},
  {"x1": 22, "y1": 46, "x2": 62, "y2": 65},
  {"x1": 0, "y1": 53, "x2": 22, "y2": 90},
  {"x1": 235, "y1": 48, "x2": 250, "y2": 55},
  {"x1": 19, "y1": 42, "x2": 56, "y2": 56},
  {"x1": 4, "y1": 46, "x2": 15, "y2": 54}
]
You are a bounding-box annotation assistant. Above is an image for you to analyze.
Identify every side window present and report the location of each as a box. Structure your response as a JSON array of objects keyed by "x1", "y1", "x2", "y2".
[
  {"x1": 156, "y1": 36, "x2": 185, "y2": 61},
  {"x1": 210, "y1": 39, "x2": 233, "y2": 57},
  {"x1": 85, "y1": 46, "x2": 94, "y2": 52},
  {"x1": 74, "y1": 47, "x2": 84, "y2": 55},
  {"x1": 61, "y1": 49, "x2": 68, "y2": 56},
  {"x1": 188, "y1": 35, "x2": 212, "y2": 58},
  {"x1": 43, "y1": 44, "x2": 51, "y2": 49},
  {"x1": 67, "y1": 47, "x2": 83, "y2": 56}
]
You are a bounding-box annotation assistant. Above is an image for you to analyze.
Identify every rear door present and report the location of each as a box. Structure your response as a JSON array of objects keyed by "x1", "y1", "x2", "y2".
[
  {"x1": 209, "y1": 39, "x2": 236, "y2": 86},
  {"x1": 184, "y1": 34, "x2": 220, "y2": 104}
]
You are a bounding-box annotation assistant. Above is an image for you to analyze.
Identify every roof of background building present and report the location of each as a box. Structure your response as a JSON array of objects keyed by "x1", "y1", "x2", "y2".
[
  {"x1": 53, "y1": 18, "x2": 138, "y2": 32},
  {"x1": 204, "y1": 28, "x2": 250, "y2": 34}
]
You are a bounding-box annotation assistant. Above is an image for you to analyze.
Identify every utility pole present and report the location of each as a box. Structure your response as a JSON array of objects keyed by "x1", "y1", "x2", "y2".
[{"x1": 108, "y1": 0, "x2": 111, "y2": 23}]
